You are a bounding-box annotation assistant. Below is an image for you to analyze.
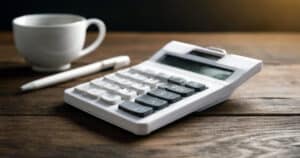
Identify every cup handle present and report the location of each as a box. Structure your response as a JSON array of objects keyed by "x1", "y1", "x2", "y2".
[{"x1": 78, "y1": 18, "x2": 106, "y2": 58}]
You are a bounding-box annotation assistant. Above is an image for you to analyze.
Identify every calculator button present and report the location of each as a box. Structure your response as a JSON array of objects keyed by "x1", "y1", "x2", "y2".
[
  {"x1": 106, "y1": 75, "x2": 148, "y2": 95},
  {"x1": 116, "y1": 71, "x2": 156, "y2": 88},
  {"x1": 117, "y1": 88, "x2": 137, "y2": 100},
  {"x1": 131, "y1": 68, "x2": 158, "y2": 77},
  {"x1": 185, "y1": 81, "x2": 207, "y2": 91},
  {"x1": 160, "y1": 83, "x2": 195, "y2": 97},
  {"x1": 168, "y1": 76, "x2": 186, "y2": 85},
  {"x1": 104, "y1": 75, "x2": 121, "y2": 83},
  {"x1": 90, "y1": 78, "x2": 107, "y2": 85},
  {"x1": 156, "y1": 72, "x2": 170, "y2": 81},
  {"x1": 85, "y1": 88, "x2": 107, "y2": 100},
  {"x1": 148, "y1": 88, "x2": 181, "y2": 103},
  {"x1": 122, "y1": 79, "x2": 134, "y2": 86},
  {"x1": 96, "y1": 78, "x2": 139, "y2": 100},
  {"x1": 131, "y1": 83, "x2": 151, "y2": 94},
  {"x1": 131, "y1": 73, "x2": 158, "y2": 88},
  {"x1": 73, "y1": 84, "x2": 89, "y2": 94},
  {"x1": 104, "y1": 75, "x2": 134, "y2": 88},
  {"x1": 122, "y1": 72, "x2": 146, "y2": 81},
  {"x1": 119, "y1": 101, "x2": 153, "y2": 117},
  {"x1": 145, "y1": 78, "x2": 160, "y2": 86},
  {"x1": 142, "y1": 69, "x2": 158, "y2": 77},
  {"x1": 100, "y1": 93, "x2": 122, "y2": 105},
  {"x1": 116, "y1": 71, "x2": 137, "y2": 80},
  {"x1": 135, "y1": 95, "x2": 168, "y2": 110},
  {"x1": 144, "y1": 69, "x2": 157, "y2": 75},
  {"x1": 132, "y1": 73, "x2": 148, "y2": 80},
  {"x1": 90, "y1": 79, "x2": 121, "y2": 93}
]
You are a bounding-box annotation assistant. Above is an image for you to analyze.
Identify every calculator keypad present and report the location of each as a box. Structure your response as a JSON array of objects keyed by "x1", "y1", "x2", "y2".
[{"x1": 72, "y1": 67, "x2": 207, "y2": 118}]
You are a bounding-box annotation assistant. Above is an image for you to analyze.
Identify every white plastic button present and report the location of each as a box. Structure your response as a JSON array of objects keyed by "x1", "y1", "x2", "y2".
[
  {"x1": 145, "y1": 78, "x2": 160, "y2": 86},
  {"x1": 104, "y1": 74, "x2": 149, "y2": 95},
  {"x1": 73, "y1": 84, "x2": 90, "y2": 94},
  {"x1": 132, "y1": 73, "x2": 148, "y2": 80},
  {"x1": 105, "y1": 75, "x2": 133, "y2": 87},
  {"x1": 118, "y1": 88, "x2": 137, "y2": 100},
  {"x1": 100, "y1": 93, "x2": 122, "y2": 105},
  {"x1": 143, "y1": 69, "x2": 157, "y2": 76},
  {"x1": 85, "y1": 88, "x2": 107, "y2": 100},
  {"x1": 132, "y1": 83, "x2": 151, "y2": 94},
  {"x1": 90, "y1": 78, "x2": 106, "y2": 85},
  {"x1": 117, "y1": 71, "x2": 159, "y2": 88},
  {"x1": 121, "y1": 79, "x2": 134, "y2": 86},
  {"x1": 104, "y1": 74, "x2": 119, "y2": 82},
  {"x1": 90, "y1": 79, "x2": 121, "y2": 93},
  {"x1": 156, "y1": 72, "x2": 170, "y2": 81},
  {"x1": 131, "y1": 67, "x2": 158, "y2": 77}
]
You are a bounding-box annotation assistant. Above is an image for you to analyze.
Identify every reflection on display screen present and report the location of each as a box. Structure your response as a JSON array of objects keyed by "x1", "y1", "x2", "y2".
[{"x1": 158, "y1": 54, "x2": 233, "y2": 80}]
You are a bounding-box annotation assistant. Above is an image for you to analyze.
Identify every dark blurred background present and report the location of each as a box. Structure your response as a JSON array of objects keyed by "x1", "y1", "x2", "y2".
[{"x1": 2, "y1": 0, "x2": 300, "y2": 31}]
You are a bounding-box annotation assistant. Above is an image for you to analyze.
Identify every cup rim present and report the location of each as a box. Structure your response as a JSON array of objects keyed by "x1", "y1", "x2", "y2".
[{"x1": 13, "y1": 13, "x2": 86, "y2": 28}]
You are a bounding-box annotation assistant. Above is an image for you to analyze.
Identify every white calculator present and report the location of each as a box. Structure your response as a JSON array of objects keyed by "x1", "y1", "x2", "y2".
[{"x1": 64, "y1": 41, "x2": 262, "y2": 135}]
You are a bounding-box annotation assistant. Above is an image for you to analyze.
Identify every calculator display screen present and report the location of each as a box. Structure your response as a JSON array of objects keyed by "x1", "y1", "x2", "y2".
[{"x1": 157, "y1": 55, "x2": 233, "y2": 80}]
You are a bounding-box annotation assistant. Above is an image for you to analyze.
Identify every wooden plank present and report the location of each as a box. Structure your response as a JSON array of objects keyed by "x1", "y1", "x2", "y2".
[
  {"x1": 0, "y1": 116, "x2": 299, "y2": 157},
  {"x1": 1, "y1": 32, "x2": 300, "y2": 65},
  {"x1": 1, "y1": 65, "x2": 299, "y2": 115}
]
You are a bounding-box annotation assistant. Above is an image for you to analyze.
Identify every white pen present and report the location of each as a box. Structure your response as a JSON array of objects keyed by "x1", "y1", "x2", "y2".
[{"x1": 21, "y1": 56, "x2": 130, "y2": 91}]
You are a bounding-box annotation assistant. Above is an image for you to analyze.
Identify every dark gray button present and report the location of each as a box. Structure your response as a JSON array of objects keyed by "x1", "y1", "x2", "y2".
[
  {"x1": 135, "y1": 95, "x2": 168, "y2": 110},
  {"x1": 185, "y1": 81, "x2": 207, "y2": 91},
  {"x1": 160, "y1": 83, "x2": 195, "y2": 97},
  {"x1": 148, "y1": 88, "x2": 181, "y2": 103},
  {"x1": 119, "y1": 101, "x2": 153, "y2": 117},
  {"x1": 168, "y1": 76, "x2": 186, "y2": 85}
]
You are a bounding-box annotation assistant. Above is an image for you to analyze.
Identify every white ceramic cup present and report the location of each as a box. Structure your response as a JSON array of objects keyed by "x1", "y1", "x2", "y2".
[{"x1": 13, "y1": 14, "x2": 106, "y2": 72}]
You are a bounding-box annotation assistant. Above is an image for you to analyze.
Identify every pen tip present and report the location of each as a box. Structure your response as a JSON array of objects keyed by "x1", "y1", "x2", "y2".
[{"x1": 20, "y1": 83, "x2": 34, "y2": 91}]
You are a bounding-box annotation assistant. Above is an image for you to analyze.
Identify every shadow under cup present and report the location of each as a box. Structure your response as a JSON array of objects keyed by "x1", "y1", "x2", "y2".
[{"x1": 13, "y1": 14, "x2": 106, "y2": 72}]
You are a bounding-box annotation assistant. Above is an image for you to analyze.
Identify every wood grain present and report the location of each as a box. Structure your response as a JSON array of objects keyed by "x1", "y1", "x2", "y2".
[
  {"x1": 0, "y1": 32, "x2": 300, "y2": 158},
  {"x1": 0, "y1": 116, "x2": 300, "y2": 158}
]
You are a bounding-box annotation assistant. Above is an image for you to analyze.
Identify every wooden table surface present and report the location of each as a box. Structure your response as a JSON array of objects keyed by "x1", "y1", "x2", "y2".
[{"x1": 1, "y1": 32, "x2": 300, "y2": 158}]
